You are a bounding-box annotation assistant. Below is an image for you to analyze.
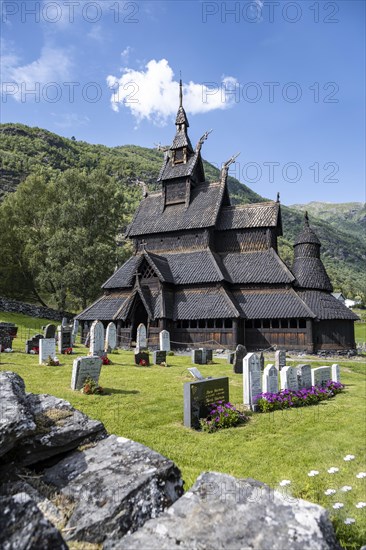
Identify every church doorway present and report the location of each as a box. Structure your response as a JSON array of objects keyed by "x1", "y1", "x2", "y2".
[{"x1": 131, "y1": 297, "x2": 149, "y2": 342}]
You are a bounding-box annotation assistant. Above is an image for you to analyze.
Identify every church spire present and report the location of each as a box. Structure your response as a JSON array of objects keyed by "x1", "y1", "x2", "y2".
[{"x1": 179, "y1": 78, "x2": 183, "y2": 107}]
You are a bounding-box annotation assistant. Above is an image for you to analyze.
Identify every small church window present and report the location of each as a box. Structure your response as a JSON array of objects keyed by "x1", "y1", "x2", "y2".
[
  {"x1": 245, "y1": 320, "x2": 253, "y2": 329},
  {"x1": 190, "y1": 320, "x2": 197, "y2": 328},
  {"x1": 207, "y1": 319, "x2": 214, "y2": 328},
  {"x1": 272, "y1": 319, "x2": 279, "y2": 328},
  {"x1": 299, "y1": 319, "x2": 306, "y2": 329},
  {"x1": 254, "y1": 320, "x2": 261, "y2": 328},
  {"x1": 216, "y1": 319, "x2": 223, "y2": 328},
  {"x1": 224, "y1": 319, "x2": 232, "y2": 328},
  {"x1": 280, "y1": 319, "x2": 288, "y2": 328},
  {"x1": 182, "y1": 320, "x2": 189, "y2": 328},
  {"x1": 198, "y1": 319, "x2": 206, "y2": 328},
  {"x1": 290, "y1": 319, "x2": 297, "y2": 329},
  {"x1": 262, "y1": 319, "x2": 270, "y2": 328},
  {"x1": 174, "y1": 149, "x2": 184, "y2": 164}
]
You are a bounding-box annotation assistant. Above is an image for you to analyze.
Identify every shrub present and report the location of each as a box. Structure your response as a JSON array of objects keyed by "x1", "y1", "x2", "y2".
[
  {"x1": 200, "y1": 401, "x2": 249, "y2": 433},
  {"x1": 81, "y1": 376, "x2": 103, "y2": 395}
]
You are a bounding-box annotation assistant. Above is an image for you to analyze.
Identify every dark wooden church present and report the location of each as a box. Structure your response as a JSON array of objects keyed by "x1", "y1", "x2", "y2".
[{"x1": 77, "y1": 83, "x2": 358, "y2": 352}]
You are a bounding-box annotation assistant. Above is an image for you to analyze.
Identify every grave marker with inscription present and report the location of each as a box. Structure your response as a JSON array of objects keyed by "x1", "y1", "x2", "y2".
[
  {"x1": 192, "y1": 349, "x2": 203, "y2": 365},
  {"x1": 233, "y1": 344, "x2": 246, "y2": 374},
  {"x1": 39, "y1": 338, "x2": 56, "y2": 365},
  {"x1": 311, "y1": 366, "x2": 331, "y2": 388},
  {"x1": 275, "y1": 350, "x2": 286, "y2": 371},
  {"x1": 72, "y1": 319, "x2": 79, "y2": 345},
  {"x1": 280, "y1": 366, "x2": 299, "y2": 391},
  {"x1": 243, "y1": 353, "x2": 262, "y2": 411},
  {"x1": 25, "y1": 333, "x2": 43, "y2": 354},
  {"x1": 159, "y1": 330, "x2": 170, "y2": 352},
  {"x1": 90, "y1": 320, "x2": 105, "y2": 357},
  {"x1": 135, "y1": 351, "x2": 150, "y2": 366},
  {"x1": 135, "y1": 323, "x2": 147, "y2": 353},
  {"x1": 153, "y1": 350, "x2": 167, "y2": 365},
  {"x1": 105, "y1": 322, "x2": 117, "y2": 352},
  {"x1": 57, "y1": 326, "x2": 72, "y2": 354},
  {"x1": 71, "y1": 356, "x2": 102, "y2": 391},
  {"x1": 44, "y1": 324, "x2": 56, "y2": 339},
  {"x1": 296, "y1": 364, "x2": 312, "y2": 389},
  {"x1": 262, "y1": 364, "x2": 278, "y2": 394},
  {"x1": 184, "y1": 377, "x2": 229, "y2": 429},
  {"x1": 331, "y1": 363, "x2": 341, "y2": 383}
]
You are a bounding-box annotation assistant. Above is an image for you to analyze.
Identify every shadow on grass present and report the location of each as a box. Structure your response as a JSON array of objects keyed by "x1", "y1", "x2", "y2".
[{"x1": 103, "y1": 388, "x2": 140, "y2": 395}]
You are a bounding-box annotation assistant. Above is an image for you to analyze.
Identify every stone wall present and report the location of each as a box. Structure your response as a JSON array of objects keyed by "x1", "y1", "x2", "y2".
[
  {"x1": 0, "y1": 297, "x2": 75, "y2": 322},
  {"x1": 0, "y1": 371, "x2": 342, "y2": 550}
]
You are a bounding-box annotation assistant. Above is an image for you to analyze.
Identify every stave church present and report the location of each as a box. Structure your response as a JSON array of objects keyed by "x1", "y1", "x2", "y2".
[{"x1": 77, "y1": 82, "x2": 358, "y2": 353}]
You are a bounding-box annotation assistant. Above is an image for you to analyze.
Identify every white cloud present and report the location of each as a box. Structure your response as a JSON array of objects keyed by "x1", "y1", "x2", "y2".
[
  {"x1": 121, "y1": 46, "x2": 132, "y2": 63},
  {"x1": 1, "y1": 45, "x2": 72, "y2": 102},
  {"x1": 106, "y1": 59, "x2": 238, "y2": 125},
  {"x1": 87, "y1": 24, "x2": 104, "y2": 42},
  {"x1": 52, "y1": 113, "x2": 90, "y2": 129}
]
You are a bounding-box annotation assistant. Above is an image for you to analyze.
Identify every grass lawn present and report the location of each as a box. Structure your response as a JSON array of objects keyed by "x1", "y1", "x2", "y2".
[{"x1": 1, "y1": 312, "x2": 366, "y2": 549}]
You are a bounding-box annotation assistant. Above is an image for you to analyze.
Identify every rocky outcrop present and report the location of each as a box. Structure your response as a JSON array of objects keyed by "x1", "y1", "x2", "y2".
[
  {"x1": 106, "y1": 472, "x2": 341, "y2": 550},
  {"x1": 0, "y1": 372, "x2": 36, "y2": 458},
  {"x1": 0, "y1": 372, "x2": 342, "y2": 550}
]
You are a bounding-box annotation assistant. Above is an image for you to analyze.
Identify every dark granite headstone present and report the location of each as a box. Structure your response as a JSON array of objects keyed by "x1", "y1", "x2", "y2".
[
  {"x1": 57, "y1": 326, "x2": 72, "y2": 354},
  {"x1": 233, "y1": 344, "x2": 246, "y2": 374},
  {"x1": 135, "y1": 351, "x2": 150, "y2": 366},
  {"x1": 85, "y1": 331, "x2": 90, "y2": 347},
  {"x1": 25, "y1": 333, "x2": 43, "y2": 354},
  {"x1": 192, "y1": 349, "x2": 203, "y2": 365},
  {"x1": 0, "y1": 322, "x2": 17, "y2": 350},
  {"x1": 259, "y1": 352, "x2": 264, "y2": 371},
  {"x1": 227, "y1": 352, "x2": 235, "y2": 364},
  {"x1": 184, "y1": 377, "x2": 229, "y2": 429},
  {"x1": 153, "y1": 350, "x2": 167, "y2": 365},
  {"x1": 44, "y1": 324, "x2": 56, "y2": 339},
  {"x1": 206, "y1": 349, "x2": 213, "y2": 363}
]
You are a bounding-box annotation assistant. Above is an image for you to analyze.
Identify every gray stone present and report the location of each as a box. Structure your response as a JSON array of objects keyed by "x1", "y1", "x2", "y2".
[
  {"x1": 159, "y1": 330, "x2": 170, "y2": 352},
  {"x1": 297, "y1": 364, "x2": 312, "y2": 389},
  {"x1": 280, "y1": 366, "x2": 299, "y2": 391},
  {"x1": 71, "y1": 356, "x2": 102, "y2": 391},
  {"x1": 136, "y1": 323, "x2": 147, "y2": 353},
  {"x1": 331, "y1": 363, "x2": 341, "y2": 383},
  {"x1": 311, "y1": 366, "x2": 331, "y2": 388},
  {"x1": 90, "y1": 320, "x2": 105, "y2": 357},
  {"x1": 233, "y1": 344, "x2": 246, "y2": 374},
  {"x1": 106, "y1": 472, "x2": 341, "y2": 550},
  {"x1": 262, "y1": 364, "x2": 278, "y2": 394},
  {"x1": 105, "y1": 322, "x2": 117, "y2": 351},
  {"x1": 0, "y1": 493, "x2": 68, "y2": 550},
  {"x1": 275, "y1": 349, "x2": 287, "y2": 371},
  {"x1": 39, "y1": 338, "x2": 56, "y2": 365},
  {"x1": 42, "y1": 435, "x2": 183, "y2": 543},
  {"x1": 0, "y1": 372, "x2": 36, "y2": 458},
  {"x1": 44, "y1": 323, "x2": 56, "y2": 339},
  {"x1": 243, "y1": 353, "x2": 262, "y2": 410},
  {"x1": 13, "y1": 393, "x2": 105, "y2": 466}
]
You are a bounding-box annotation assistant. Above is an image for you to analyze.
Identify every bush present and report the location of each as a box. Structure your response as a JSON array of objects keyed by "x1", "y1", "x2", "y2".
[{"x1": 200, "y1": 401, "x2": 249, "y2": 433}]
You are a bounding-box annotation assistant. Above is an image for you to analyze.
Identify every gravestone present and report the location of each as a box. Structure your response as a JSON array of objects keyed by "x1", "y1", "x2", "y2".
[
  {"x1": 90, "y1": 320, "x2": 105, "y2": 357},
  {"x1": 280, "y1": 366, "x2": 299, "y2": 391},
  {"x1": 72, "y1": 319, "x2": 79, "y2": 345},
  {"x1": 39, "y1": 338, "x2": 56, "y2": 365},
  {"x1": 159, "y1": 330, "x2": 170, "y2": 352},
  {"x1": 62, "y1": 317, "x2": 68, "y2": 327},
  {"x1": 25, "y1": 334, "x2": 43, "y2": 354},
  {"x1": 297, "y1": 364, "x2": 312, "y2": 389},
  {"x1": 243, "y1": 353, "x2": 262, "y2": 411},
  {"x1": 71, "y1": 356, "x2": 102, "y2": 391},
  {"x1": 57, "y1": 326, "x2": 72, "y2": 354},
  {"x1": 233, "y1": 344, "x2": 246, "y2": 374},
  {"x1": 188, "y1": 367, "x2": 204, "y2": 380},
  {"x1": 85, "y1": 331, "x2": 90, "y2": 348},
  {"x1": 135, "y1": 351, "x2": 150, "y2": 366},
  {"x1": 153, "y1": 350, "x2": 167, "y2": 365},
  {"x1": 0, "y1": 322, "x2": 17, "y2": 350},
  {"x1": 262, "y1": 364, "x2": 278, "y2": 394},
  {"x1": 44, "y1": 324, "x2": 56, "y2": 339},
  {"x1": 105, "y1": 322, "x2": 117, "y2": 352},
  {"x1": 311, "y1": 366, "x2": 331, "y2": 388},
  {"x1": 275, "y1": 350, "x2": 286, "y2": 371},
  {"x1": 184, "y1": 377, "x2": 229, "y2": 429},
  {"x1": 135, "y1": 323, "x2": 147, "y2": 353},
  {"x1": 192, "y1": 349, "x2": 203, "y2": 365},
  {"x1": 206, "y1": 349, "x2": 213, "y2": 363},
  {"x1": 227, "y1": 351, "x2": 235, "y2": 365},
  {"x1": 331, "y1": 363, "x2": 341, "y2": 383}
]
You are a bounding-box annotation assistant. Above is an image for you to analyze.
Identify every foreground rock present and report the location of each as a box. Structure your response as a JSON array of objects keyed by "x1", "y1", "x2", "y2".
[
  {"x1": 42, "y1": 435, "x2": 184, "y2": 543},
  {"x1": 0, "y1": 372, "x2": 36, "y2": 458},
  {"x1": 0, "y1": 493, "x2": 68, "y2": 550},
  {"x1": 106, "y1": 472, "x2": 341, "y2": 550}
]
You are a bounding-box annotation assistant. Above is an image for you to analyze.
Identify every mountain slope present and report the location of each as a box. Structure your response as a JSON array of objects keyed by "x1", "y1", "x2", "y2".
[{"x1": 0, "y1": 123, "x2": 364, "y2": 299}]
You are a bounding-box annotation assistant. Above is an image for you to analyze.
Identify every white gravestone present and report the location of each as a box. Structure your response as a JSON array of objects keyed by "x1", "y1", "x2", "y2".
[
  {"x1": 105, "y1": 322, "x2": 117, "y2": 352},
  {"x1": 331, "y1": 363, "x2": 341, "y2": 383},
  {"x1": 136, "y1": 323, "x2": 147, "y2": 353},
  {"x1": 90, "y1": 320, "x2": 105, "y2": 357},
  {"x1": 275, "y1": 350, "x2": 286, "y2": 371},
  {"x1": 71, "y1": 356, "x2": 102, "y2": 391},
  {"x1": 262, "y1": 364, "x2": 278, "y2": 394},
  {"x1": 243, "y1": 353, "x2": 262, "y2": 411},
  {"x1": 280, "y1": 366, "x2": 299, "y2": 391},
  {"x1": 312, "y1": 366, "x2": 331, "y2": 388},
  {"x1": 72, "y1": 319, "x2": 79, "y2": 345},
  {"x1": 296, "y1": 364, "x2": 312, "y2": 389},
  {"x1": 159, "y1": 330, "x2": 170, "y2": 352},
  {"x1": 39, "y1": 338, "x2": 56, "y2": 365}
]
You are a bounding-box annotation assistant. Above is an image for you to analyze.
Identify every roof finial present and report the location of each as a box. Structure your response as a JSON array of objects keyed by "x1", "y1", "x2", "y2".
[
  {"x1": 276, "y1": 191, "x2": 280, "y2": 203},
  {"x1": 304, "y1": 210, "x2": 309, "y2": 226},
  {"x1": 179, "y1": 77, "x2": 183, "y2": 107}
]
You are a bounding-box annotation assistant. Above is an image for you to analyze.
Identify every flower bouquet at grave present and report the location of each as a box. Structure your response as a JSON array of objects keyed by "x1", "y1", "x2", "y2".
[
  {"x1": 139, "y1": 359, "x2": 148, "y2": 366},
  {"x1": 200, "y1": 401, "x2": 249, "y2": 433},
  {"x1": 102, "y1": 355, "x2": 112, "y2": 365},
  {"x1": 63, "y1": 347, "x2": 73, "y2": 355},
  {"x1": 30, "y1": 346, "x2": 39, "y2": 355},
  {"x1": 46, "y1": 355, "x2": 60, "y2": 366},
  {"x1": 81, "y1": 376, "x2": 104, "y2": 395}
]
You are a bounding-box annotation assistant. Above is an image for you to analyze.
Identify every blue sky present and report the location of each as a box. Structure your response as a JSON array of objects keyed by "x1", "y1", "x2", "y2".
[{"x1": 1, "y1": 0, "x2": 365, "y2": 204}]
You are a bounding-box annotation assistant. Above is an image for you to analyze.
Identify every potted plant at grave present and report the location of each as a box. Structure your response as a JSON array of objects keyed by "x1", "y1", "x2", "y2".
[
  {"x1": 46, "y1": 355, "x2": 60, "y2": 366},
  {"x1": 81, "y1": 376, "x2": 104, "y2": 395},
  {"x1": 102, "y1": 355, "x2": 112, "y2": 365},
  {"x1": 63, "y1": 347, "x2": 73, "y2": 355},
  {"x1": 200, "y1": 402, "x2": 249, "y2": 433}
]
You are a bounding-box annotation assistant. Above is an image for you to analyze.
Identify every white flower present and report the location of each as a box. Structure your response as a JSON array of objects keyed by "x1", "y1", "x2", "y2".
[
  {"x1": 344, "y1": 518, "x2": 355, "y2": 525},
  {"x1": 279, "y1": 480, "x2": 291, "y2": 486},
  {"x1": 355, "y1": 502, "x2": 366, "y2": 509},
  {"x1": 327, "y1": 467, "x2": 339, "y2": 474},
  {"x1": 343, "y1": 455, "x2": 355, "y2": 461},
  {"x1": 324, "y1": 489, "x2": 336, "y2": 496},
  {"x1": 340, "y1": 486, "x2": 352, "y2": 492},
  {"x1": 4, "y1": 348, "x2": 13, "y2": 353},
  {"x1": 308, "y1": 470, "x2": 319, "y2": 477},
  {"x1": 356, "y1": 472, "x2": 366, "y2": 479},
  {"x1": 29, "y1": 350, "x2": 36, "y2": 355},
  {"x1": 333, "y1": 503, "x2": 344, "y2": 509}
]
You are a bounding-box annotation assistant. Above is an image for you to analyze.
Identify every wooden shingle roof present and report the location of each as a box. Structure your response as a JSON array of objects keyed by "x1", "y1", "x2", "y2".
[
  {"x1": 76, "y1": 293, "x2": 129, "y2": 321},
  {"x1": 233, "y1": 288, "x2": 315, "y2": 319},
  {"x1": 126, "y1": 181, "x2": 225, "y2": 237},
  {"x1": 216, "y1": 202, "x2": 280, "y2": 231},
  {"x1": 220, "y1": 249, "x2": 294, "y2": 284},
  {"x1": 173, "y1": 286, "x2": 240, "y2": 320},
  {"x1": 297, "y1": 291, "x2": 360, "y2": 320},
  {"x1": 292, "y1": 257, "x2": 333, "y2": 292}
]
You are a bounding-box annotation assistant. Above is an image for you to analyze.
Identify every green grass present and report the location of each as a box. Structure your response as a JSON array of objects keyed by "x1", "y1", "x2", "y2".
[{"x1": 1, "y1": 312, "x2": 366, "y2": 549}]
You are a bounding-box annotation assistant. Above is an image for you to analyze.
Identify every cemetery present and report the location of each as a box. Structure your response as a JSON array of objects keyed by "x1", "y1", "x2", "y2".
[{"x1": 0, "y1": 309, "x2": 365, "y2": 549}]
